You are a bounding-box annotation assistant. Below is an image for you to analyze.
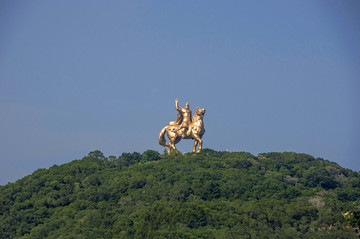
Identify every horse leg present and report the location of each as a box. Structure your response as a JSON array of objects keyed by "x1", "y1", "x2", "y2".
[
  {"x1": 167, "y1": 133, "x2": 175, "y2": 154},
  {"x1": 192, "y1": 140, "x2": 198, "y2": 152},
  {"x1": 168, "y1": 141, "x2": 175, "y2": 154},
  {"x1": 167, "y1": 143, "x2": 174, "y2": 154},
  {"x1": 172, "y1": 143, "x2": 179, "y2": 153},
  {"x1": 169, "y1": 137, "x2": 178, "y2": 154},
  {"x1": 193, "y1": 135, "x2": 203, "y2": 153},
  {"x1": 167, "y1": 145, "x2": 172, "y2": 154}
]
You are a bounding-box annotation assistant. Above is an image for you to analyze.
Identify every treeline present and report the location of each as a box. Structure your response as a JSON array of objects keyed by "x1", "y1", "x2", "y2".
[{"x1": 0, "y1": 149, "x2": 359, "y2": 238}]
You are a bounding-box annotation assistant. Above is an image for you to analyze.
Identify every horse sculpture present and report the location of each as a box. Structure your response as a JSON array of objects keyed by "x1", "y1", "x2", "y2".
[{"x1": 159, "y1": 105, "x2": 206, "y2": 154}]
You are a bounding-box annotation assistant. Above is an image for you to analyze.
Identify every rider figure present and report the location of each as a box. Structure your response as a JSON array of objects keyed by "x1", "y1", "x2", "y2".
[{"x1": 175, "y1": 98, "x2": 192, "y2": 137}]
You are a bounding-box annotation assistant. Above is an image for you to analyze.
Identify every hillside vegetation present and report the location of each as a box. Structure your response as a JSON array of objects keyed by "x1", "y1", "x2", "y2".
[{"x1": 1, "y1": 149, "x2": 360, "y2": 238}]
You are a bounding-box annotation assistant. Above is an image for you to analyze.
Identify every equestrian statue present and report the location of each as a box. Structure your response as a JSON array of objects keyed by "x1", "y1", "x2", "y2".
[{"x1": 158, "y1": 99, "x2": 206, "y2": 154}]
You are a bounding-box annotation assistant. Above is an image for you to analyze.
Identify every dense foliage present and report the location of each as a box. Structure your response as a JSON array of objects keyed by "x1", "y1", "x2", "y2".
[{"x1": 1, "y1": 149, "x2": 359, "y2": 238}]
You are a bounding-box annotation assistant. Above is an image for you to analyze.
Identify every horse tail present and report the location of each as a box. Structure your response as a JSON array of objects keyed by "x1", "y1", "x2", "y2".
[{"x1": 158, "y1": 126, "x2": 169, "y2": 147}]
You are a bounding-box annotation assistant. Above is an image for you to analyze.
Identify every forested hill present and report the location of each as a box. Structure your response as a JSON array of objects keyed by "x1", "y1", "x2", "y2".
[{"x1": 1, "y1": 150, "x2": 360, "y2": 238}]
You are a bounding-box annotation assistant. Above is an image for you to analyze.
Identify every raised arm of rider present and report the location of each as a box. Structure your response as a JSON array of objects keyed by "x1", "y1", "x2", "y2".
[{"x1": 175, "y1": 99, "x2": 180, "y2": 111}]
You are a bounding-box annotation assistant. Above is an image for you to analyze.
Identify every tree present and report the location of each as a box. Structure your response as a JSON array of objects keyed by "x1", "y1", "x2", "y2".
[
  {"x1": 87, "y1": 150, "x2": 105, "y2": 160},
  {"x1": 141, "y1": 150, "x2": 161, "y2": 163}
]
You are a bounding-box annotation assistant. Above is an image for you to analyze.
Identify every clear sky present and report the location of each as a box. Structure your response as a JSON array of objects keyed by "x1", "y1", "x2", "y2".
[{"x1": 1, "y1": 1, "x2": 359, "y2": 185}]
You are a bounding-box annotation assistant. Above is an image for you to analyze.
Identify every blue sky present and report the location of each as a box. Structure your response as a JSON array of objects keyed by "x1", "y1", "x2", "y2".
[{"x1": 1, "y1": 1, "x2": 359, "y2": 185}]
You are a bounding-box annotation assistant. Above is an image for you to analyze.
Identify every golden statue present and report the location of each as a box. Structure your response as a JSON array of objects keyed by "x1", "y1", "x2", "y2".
[{"x1": 159, "y1": 98, "x2": 206, "y2": 154}]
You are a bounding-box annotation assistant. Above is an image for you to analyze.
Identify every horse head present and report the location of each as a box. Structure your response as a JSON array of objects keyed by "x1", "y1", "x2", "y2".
[{"x1": 196, "y1": 107, "x2": 206, "y2": 116}]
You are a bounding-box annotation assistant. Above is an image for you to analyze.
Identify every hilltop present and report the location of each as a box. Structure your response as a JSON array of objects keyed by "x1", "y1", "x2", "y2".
[{"x1": 0, "y1": 149, "x2": 359, "y2": 238}]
